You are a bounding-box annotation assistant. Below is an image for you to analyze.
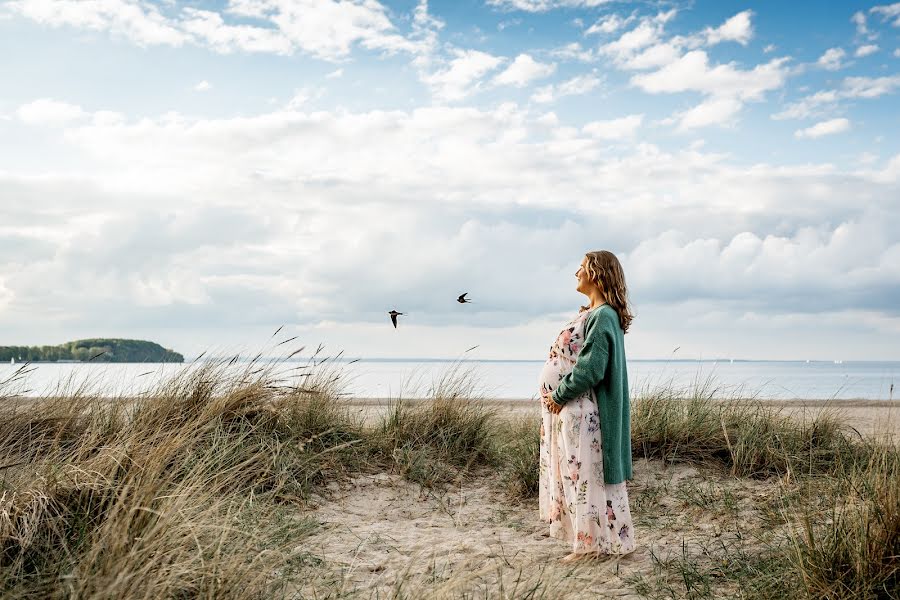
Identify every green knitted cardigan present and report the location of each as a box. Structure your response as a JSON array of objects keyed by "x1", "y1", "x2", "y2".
[{"x1": 551, "y1": 304, "x2": 633, "y2": 484}]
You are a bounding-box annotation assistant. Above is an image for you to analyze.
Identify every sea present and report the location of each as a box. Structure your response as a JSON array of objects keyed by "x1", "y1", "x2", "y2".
[{"x1": 1, "y1": 358, "x2": 898, "y2": 401}]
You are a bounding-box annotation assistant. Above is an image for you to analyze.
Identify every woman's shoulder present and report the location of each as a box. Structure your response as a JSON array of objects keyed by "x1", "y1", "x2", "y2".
[{"x1": 587, "y1": 305, "x2": 621, "y2": 329}]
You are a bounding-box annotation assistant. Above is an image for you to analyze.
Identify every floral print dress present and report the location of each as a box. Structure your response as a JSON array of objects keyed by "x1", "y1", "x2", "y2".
[{"x1": 538, "y1": 307, "x2": 635, "y2": 555}]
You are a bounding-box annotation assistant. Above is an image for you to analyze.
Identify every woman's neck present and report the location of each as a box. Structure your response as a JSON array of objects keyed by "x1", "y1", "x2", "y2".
[{"x1": 588, "y1": 290, "x2": 607, "y2": 310}]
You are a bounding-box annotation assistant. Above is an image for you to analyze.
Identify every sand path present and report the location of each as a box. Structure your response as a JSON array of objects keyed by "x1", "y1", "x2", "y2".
[{"x1": 296, "y1": 458, "x2": 777, "y2": 598}]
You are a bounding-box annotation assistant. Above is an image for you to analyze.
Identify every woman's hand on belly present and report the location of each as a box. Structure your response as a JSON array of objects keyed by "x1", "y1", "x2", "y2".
[{"x1": 542, "y1": 390, "x2": 563, "y2": 414}]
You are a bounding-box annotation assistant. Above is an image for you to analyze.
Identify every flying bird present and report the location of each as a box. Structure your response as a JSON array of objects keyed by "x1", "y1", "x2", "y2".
[
  {"x1": 388, "y1": 310, "x2": 404, "y2": 328},
  {"x1": 457, "y1": 293, "x2": 472, "y2": 304}
]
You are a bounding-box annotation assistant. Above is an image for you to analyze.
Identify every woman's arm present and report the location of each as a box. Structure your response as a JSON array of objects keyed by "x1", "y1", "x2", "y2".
[{"x1": 551, "y1": 312, "x2": 610, "y2": 406}]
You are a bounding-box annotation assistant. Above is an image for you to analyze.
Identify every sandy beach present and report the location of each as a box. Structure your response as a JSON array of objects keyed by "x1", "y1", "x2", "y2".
[
  {"x1": 342, "y1": 396, "x2": 900, "y2": 439},
  {"x1": 286, "y1": 396, "x2": 899, "y2": 597}
]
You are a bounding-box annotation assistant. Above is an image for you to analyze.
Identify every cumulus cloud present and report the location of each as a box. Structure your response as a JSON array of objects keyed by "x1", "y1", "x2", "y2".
[
  {"x1": 6, "y1": 0, "x2": 189, "y2": 46},
  {"x1": 16, "y1": 98, "x2": 87, "y2": 125},
  {"x1": 4, "y1": 100, "x2": 900, "y2": 358},
  {"x1": 584, "y1": 13, "x2": 635, "y2": 36},
  {"x1": 773, "y1": 75, "x2": 900, "y2": 120},
  {"x1": 672, "y1": 97, "x2": 744, "y2": 131},
  {"x1": 491, "y1": 53, "x2": 556, "y2": 87},
  {"x1": 794, "y1": 118, "x2": 850, "y2": 139},
  {"x1": 193, "y1": 80, "x2": 212, "y2": 92},
  {"x1": 581, "y1": 114, "x2": 643, "y2": 139},
  {"x1": 7, "y1": 0, "x2": 438, "y2": 61},
  {"x1": 855, "y1": 44, "x2": 879, "y2": 57},
  {"x1": 852, "y1": 11, "x2": 869, "y2": 36},
  {"x1": 870, "y1": 3, "x2": 900, "y2": 27},
  {"x1": 531, "y1": 73, "x2": 601, "y2": 103},
  {"x1": 701, "y1": 9, "x2": 753, "y2": 46},
  {"x1": 632, "y1": 51, "x2": 788, "y2": 99},
  {"x1": 842, "y1": 74, "x2": 900, "y2": 97},
  {"x1": 633, "y1": 50, "x2": 789, "y2": 129},
  {"x1": 595, "y1": 10, "x2": 786, "y2": 129},
  {"x1": 422, "y1": 49, "x2": 505, "y2": 101},
  {"x1": 771, "y1": 90, "x2": 839, "y2": 120},
  {"x1": 486, "y1": 0, "x2": 614, "y2": 12},
  {"x1": 549, "y1": 42, "x2": 596, "y2": 62},
  {"x1": 817, "y1": 47, "x2": 846, "y2": 70}
]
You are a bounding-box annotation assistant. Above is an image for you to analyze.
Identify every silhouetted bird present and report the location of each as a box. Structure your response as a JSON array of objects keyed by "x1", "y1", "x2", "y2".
[
  {"x1": 388, "y1": 310, "x2": 404, "y2": 328},
  {"x1": 457, "y1": 293, "x2": 471, "y2": 303}
]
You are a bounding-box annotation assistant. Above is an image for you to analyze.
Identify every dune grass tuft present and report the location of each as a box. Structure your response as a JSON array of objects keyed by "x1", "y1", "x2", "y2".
[{"x1": 1, "y1": 354, "x2": 897, "y2": 599}]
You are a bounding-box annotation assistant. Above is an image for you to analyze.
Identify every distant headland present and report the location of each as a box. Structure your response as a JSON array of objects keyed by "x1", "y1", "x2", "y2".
[{"x1": 0, "y1": 339, "x2": 184, "y2": 363}]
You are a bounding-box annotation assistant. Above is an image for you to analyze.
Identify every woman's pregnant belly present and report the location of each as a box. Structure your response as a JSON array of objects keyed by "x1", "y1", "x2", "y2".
[{"x1": 538, "y1": 354, "x2": 572, "y2": 395}]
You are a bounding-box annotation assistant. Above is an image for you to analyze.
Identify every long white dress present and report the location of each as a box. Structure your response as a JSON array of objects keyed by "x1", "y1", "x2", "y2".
[{"x1": 538, "y1": 307, "x2": 636, "y2": 555}]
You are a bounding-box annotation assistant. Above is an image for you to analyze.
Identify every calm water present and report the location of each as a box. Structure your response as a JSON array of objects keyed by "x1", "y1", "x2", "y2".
[{"x1": 1, "y1": 359, "x2": 898, "y2": 401}]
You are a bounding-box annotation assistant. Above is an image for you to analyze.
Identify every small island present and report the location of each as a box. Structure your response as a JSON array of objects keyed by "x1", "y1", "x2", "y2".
[{"x1": 0, "y1": 339, "x2": 185, "y2": 363}]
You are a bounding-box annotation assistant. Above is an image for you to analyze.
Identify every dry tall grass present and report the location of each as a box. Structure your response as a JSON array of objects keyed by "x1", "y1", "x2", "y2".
[{"x1": 0, "y1": 355, "x2": 897, "y2": 598}]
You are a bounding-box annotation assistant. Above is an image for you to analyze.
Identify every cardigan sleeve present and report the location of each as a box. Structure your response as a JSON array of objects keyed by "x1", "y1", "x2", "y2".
[{"x1": 551, "y1": 310, "x2": 611, "y2": 406}]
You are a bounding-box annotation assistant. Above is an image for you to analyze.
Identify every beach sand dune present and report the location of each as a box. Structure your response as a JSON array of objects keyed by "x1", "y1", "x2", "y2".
[
  {"x1": 296, "y1": 457, "x2": 779, "y2": 598},
  {"x1": 288, "y1": 397, "x2": 897, "y2": 597}
]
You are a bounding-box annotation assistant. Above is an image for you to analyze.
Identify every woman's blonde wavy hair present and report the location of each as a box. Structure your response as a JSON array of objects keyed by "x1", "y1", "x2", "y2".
[{"x1": 580, "y1": 250, "x2": 634, "y2": 333}]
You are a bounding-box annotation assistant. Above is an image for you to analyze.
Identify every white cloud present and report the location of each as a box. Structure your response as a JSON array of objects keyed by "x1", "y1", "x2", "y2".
[
  {"x1": 773, "y1": 74, "x2": 900, "y2": 120},
  {"x1": 817, "y1": 47, "x2": 846, "y2": 71},
  {"x1": 855, "y1": 44, "x2": 879, "y2": 57},
  {"x1": 895, "y1": 48, "x2": 900, "y2": 57},
  {"x1": 421, "y1": 49, "x2": 505, "y2": 101},
  {"x1": 326, "y1": 68, "x2": 344, "y2": 79},
  {"x1": 585, "y1": 13, "x2": 635, "y2": 36},
  {"x1": 870, "y1": 3, "x2": 900, "y2": 27},
  {"x1": 599, "y1": 10, "x2": 752, "y2": 71},
  {"x1": 771, "y1": 90, "x2": 839, "y2": 120},
  {"x1": 702, "y1": 9, "x2": 753, "y2": 46},
  {"x1": 549, "y1": 42, "x2": 595, "y2": 62},
  {"x1": 794, "y1": 118, "x2": 850, "y2": 139},
  {"x1": 851, "y1": 11, "x2": 868, "y2": 36},
  {"x1": 763, "y1": 44, "x2": 776, "y2": 53},
  {"x1": 491, "y1": 53, "x2": 556, "y2": 87},
  {"x1": 674, "y1": 96, "x2": 744, "y2": 130},
  {"x1": 603, "y1": 12, "x2": 785, "y2": 131},
  {"x1": 632, "y1": 51, "x2": 789, "y2": 101},
  {"x1": 485, "y1": 0, "x2": 614, "y2": 12},
  {"x1": 16, "y1": 98, "x2": 87, "y2": 125},
  {"x1": 284, "y1": 86, "x2": 324, "y2": 110},
  {"x1": 193, "y1": 80, "x2": 212, "y2": 92},
  {"x1": 7, "y1": 0, "x2": 189, "y2": 46},
  {"x1": 4, "y1": 101, "x2": 900, "y2": 360},
  {"x1": 581, "y1": 114, "x2": 643, "y2": 140},
  {"x1": 842, "y1": 74, "x2": 900, "y2": 97},
  {"x1": 599, "y1": 18, "x2": 667, "y2": 66},
  {"x1": 531, "y1": 73, "x2": 600, "y2": 103},
  {"x1": 8, "y1": 0, "x2": 438, "y2": 62},
  {"x1": 179, "y1": 7, "x2": 292, "y2": 55}
]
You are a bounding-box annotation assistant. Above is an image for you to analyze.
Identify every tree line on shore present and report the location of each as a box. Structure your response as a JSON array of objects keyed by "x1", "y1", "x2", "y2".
[{"x1": 0, "y1": 339, "x2": 184, "y2": 363}]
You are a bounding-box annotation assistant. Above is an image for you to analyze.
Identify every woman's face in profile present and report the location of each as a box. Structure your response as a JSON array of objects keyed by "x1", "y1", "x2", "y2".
[{"x1": 575, "y1": 259, "x2": 590, "y2": 294}]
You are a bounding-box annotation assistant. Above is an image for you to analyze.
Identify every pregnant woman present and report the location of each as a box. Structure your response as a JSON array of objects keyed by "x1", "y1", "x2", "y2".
[{"x1": 539, "y1": 250, "x2": 635, "y2": 562}]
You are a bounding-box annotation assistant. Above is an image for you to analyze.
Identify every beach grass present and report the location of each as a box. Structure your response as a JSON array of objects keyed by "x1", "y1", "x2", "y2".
[{"x1": 0, "y1": 354, "x2": 897, "y2": 598}]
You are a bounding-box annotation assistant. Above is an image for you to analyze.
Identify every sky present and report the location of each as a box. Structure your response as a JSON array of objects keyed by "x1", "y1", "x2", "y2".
[{"x1": 1, "y1": 0, "x2": 899, "y2": 362}]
